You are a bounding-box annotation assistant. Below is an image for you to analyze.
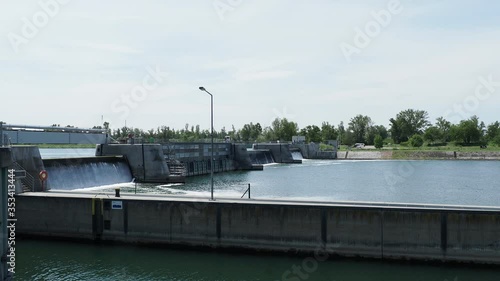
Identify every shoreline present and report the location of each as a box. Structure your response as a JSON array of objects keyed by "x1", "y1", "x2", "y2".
[{"x1": 336, "y1": 150, "x2": 500, "y2": 160}]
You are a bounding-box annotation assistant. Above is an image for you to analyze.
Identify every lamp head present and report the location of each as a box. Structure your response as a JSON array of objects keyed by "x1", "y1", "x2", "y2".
[{"x1": 199, "y1": 86, "x2": 206, "y2": 91}]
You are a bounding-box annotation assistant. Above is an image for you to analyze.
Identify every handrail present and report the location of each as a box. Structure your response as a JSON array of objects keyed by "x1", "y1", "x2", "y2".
[
  {"x1": 12, "y1": 161, "x2": 36, "y2": 192},
  {"x1": 240, "y1": 183, "x2": 251, "y2": 199}
]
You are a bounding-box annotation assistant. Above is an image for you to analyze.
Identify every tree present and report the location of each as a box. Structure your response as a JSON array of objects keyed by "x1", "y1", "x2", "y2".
[
  {"x1": 374, "y1": 135, "x2": 383, "y2": 149},
  {"x1": 300, "y1": 125, "x2": 322, "y2": 143},
  {"x1": 337, "y1": 121, "x2": 345, "y2": 144},
  {"x1": 320, "y1": 122, "x2": 337, "y2": 142},
  {"x1": 435, "y1": 117, "x2": 451, "y2": 142},
  {"x1": 240, "y1": 122, "x2": 262, "y2": 142},
  {"x1": 423, "y1": 126, "x2": 441, "y2": 144},
  {"x1": 450, "y1": 116, "x2": 482, "y2": 144},
  {"x1": 486, "y1": 121, "x2": 500, "y2": 142},
  {"x1": 270, "y1": 118, "x2": 298, "y2": 142},
  {"x1": 493, "y1": 135, "x2": 500, "y2": 146},
  {"x1": 409, "y1": 134, "x2": 424, "y2": 147},
  {"x1": 348, "y1": 114, "x2": 372, "y2": 143},
  {"x1": 364, "y1": 125, "x2": 386, "y2": 145},
  {"x1": 390, "y1": 109, "x2": 430, "y2": 143},
  {"x1": 374, "y1": 125, "x2": 388, "y2": 140}
]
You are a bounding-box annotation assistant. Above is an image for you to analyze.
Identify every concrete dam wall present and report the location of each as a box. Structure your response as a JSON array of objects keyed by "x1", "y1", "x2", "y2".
[{"x1": 15, "y1": 193, "x2": 500, "y2": 265}]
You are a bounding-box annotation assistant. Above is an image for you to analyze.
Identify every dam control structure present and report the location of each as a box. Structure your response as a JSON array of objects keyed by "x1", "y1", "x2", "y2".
[{"x1": 2, "y1": 126, "x2": 498, "y2": 267}]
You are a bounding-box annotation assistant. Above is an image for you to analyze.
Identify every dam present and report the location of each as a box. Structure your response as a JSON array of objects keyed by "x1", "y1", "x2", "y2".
[{"x1": 1, "y1": 137, "x2": 500, "y2": 279}]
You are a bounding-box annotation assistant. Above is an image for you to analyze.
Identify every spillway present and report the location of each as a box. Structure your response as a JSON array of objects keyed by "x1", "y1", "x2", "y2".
[{"x1": 43, "y1": 157, "x2": 133, "y2": 190}]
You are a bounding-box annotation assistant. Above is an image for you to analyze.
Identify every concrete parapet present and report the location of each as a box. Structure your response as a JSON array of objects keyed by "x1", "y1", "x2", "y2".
[{"x1": 10, "y1": 146, "x2": 45, "y2": 191}]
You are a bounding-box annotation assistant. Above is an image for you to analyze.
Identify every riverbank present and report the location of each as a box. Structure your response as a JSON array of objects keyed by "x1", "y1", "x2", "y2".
[{"x1": 337, "y1": 150, "x2": 500, "y2": 160}]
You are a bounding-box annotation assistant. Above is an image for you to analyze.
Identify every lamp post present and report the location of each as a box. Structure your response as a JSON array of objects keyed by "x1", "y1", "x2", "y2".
[{"x1": 198, "y1": 86, "x2": 214, "y2": 200}]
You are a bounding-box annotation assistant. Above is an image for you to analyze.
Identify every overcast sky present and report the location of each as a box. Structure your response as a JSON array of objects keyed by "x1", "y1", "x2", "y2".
[{"x1": 1, "y1": 0, "x2": 499, "y2": 132}]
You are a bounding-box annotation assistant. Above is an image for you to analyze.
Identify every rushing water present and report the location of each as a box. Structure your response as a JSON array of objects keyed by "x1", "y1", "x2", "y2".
[{"x1": 22, "y1": 148, "x2": 499, "y2": 280}]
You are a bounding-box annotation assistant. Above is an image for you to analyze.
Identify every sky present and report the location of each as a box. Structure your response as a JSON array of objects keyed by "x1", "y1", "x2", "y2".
[{"x1": 1, "y1": 0, "x2": 500, "y2": 132}]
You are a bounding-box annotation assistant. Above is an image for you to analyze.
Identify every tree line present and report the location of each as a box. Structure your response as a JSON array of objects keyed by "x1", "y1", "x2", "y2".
[{"x1": 94, "y1": 109, "x2": 500, "y2": 147}]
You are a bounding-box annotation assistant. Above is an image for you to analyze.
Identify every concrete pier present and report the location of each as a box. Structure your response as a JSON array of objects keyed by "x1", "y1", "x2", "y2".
[{"x1": 14, "y1": 192, "x2": 500, "y2": 265}]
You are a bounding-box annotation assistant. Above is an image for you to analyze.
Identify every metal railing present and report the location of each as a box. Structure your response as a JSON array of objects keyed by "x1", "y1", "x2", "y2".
[
  {"x1": 240, "y1": 183, "x2": 251, "y2": 199},
  {"x1": 12, "y1": 162, "x2": 35, "y2": 192}
]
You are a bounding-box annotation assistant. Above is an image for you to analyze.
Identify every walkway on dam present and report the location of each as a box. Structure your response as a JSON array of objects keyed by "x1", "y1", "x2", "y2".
[{"x1": 19, "y1": 191, "x2": 500, "y2": 213}]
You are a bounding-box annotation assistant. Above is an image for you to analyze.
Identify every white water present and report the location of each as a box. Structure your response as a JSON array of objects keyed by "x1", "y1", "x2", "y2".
[{"x1": 46, "y1": 161, "x2": 133, "y2": 190}]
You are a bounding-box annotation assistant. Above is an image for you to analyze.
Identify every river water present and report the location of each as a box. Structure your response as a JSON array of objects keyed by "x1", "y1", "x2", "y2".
[{"x1": 13, "y1": 148, "x2": 499, "y2": 280}]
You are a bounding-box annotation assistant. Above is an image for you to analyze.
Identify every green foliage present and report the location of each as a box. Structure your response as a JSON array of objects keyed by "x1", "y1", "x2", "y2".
[
  {"x1": 348, "y1": 114, "x2": 372, "y2": 144},
  {"x1": 435, "y1": 117, "x2": 451, "y2": 142},
  {"x1": 300, "y1": 125, "x2": 322, "y2": 143},
  {"x1": 320, "y1": 122, "x2": 338, "y2": 142},
  {"x1": 409, "y1": 134, "x2": 424, "y2": 147},
  {"x1": 270, "y1": 118, "x2": 298, "y2": 142},
  {"x1": 492, "y1": 135, "x2": 500, "y2": 146},
  {"x1": 374, "y1": 135, "x2": 383, "y2": 149},
  {"x1": 423, "y1": 126, "x2": 441, "y2": 143},
  {"x1": 319, "y1": 143, "x2": 334, "y2": 151},
  {"x1": 450, "y1": 116, "x2": 482, "y2": 144},
  {"x1": 390, "y1": 109, "x2": 430, "y2": 143},
  {"x1": 240, "y1": 122, "x2": 262, "y2": 142},
  {"x1": 486, "y1": 121, "x2": 500, "y2": 141},
  {"x1": 102, "y1": 111, "x2": 499, "y2": 147}
]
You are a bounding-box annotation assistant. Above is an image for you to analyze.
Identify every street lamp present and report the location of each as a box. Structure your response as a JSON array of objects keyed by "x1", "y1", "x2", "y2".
[{"x1": 198, "y1": 86, "x2": 214, "y2": 200}]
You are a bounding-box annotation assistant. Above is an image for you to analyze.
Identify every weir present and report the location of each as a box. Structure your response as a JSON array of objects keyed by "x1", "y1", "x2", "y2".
[
  {"x1": 291, "y1": 151, "x2": 303, "y2": 160},
  {"x1": 43, "y1": 157, "x2": 133, "y2": 190},
  {"x1": 247, "y1": 149, "x2": 275, "y2": 165}
]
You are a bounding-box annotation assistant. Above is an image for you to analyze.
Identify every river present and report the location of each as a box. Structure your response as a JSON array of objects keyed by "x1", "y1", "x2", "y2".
[{"x1": 13, "y1": 148, "x2": 499, "y2": 280}]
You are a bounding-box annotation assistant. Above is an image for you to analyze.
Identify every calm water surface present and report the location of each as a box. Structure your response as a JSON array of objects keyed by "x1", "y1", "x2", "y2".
[{"x1": 16, "y1": 239, "x2": 500, "y2": 281}]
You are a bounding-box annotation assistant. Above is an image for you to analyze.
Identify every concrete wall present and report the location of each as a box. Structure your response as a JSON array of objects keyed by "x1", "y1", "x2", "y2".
[
  {"x1": 232, "y1": 144, "x2": 255, "y2": 170},
  {"x1": 96, "y1": 144, "x2": 169, "y2": 182},
  {"x1": 162, "y1": 142, "x2": 231, "y2": 160},
  {"x1": 162, "y1": 142, "x2": 235, "y2": 176},
  {"x1": 15, "y1": 194, "x2": 500, "y2": 265},
  {"x1": 292, "y1": 143, "x2": 337, "y2": 159},
  {"x1": 10, "y1": 146, "x2": 45, "y2": 191},
  {"x1": 253, "y1": 144, "x2": 299, "y2": 163}
]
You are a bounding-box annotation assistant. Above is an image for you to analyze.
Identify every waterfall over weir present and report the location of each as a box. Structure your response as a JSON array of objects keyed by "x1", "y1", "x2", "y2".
[
  {"x1": 291, "y1": 151, "x2": 303, "y2": 160},
  {"x1": 43, "y1": 157, "x2": 133, "y2": 190},
  {"x1": 248, "y1": 149, "x2": 275, "y2": 165}
]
